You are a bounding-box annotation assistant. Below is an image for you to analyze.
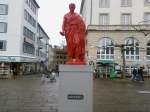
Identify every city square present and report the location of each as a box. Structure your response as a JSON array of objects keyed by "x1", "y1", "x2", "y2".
[
  {"x1": 0, "y1": 75, "x2": 150, "y2": 112},
  {"x1": 1, "y1": 0, "x2": 150, "y2": 112}
]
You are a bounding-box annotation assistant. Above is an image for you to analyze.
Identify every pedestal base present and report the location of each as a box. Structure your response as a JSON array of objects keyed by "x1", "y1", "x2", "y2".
[{"x1": 59, "y1": 65, "x2": 93, "y2": 112}]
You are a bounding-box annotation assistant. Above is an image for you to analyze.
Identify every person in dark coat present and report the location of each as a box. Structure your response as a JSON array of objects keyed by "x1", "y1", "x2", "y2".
[
  {"x1": 138, "y1": 67, "x2": 144, "y2": 82},
  {"x1": 132, "y1": 68, "x2": 138, "y2": 81}
]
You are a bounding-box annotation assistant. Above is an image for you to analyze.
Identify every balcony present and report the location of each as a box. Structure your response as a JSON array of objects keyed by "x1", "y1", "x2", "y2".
[
  {"x1": 39, "y1": 36, "x2": 43, "y2": 39},
  {"x1": 38, "y1": 45, "x2": 43, "y2": 49}
]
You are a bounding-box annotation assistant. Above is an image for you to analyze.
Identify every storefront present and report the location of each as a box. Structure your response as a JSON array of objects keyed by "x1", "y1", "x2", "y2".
[
  {"x1": 0, "y1": 56, "x2": 38, "y2": 78},
  {"x1": 96, "y1": 60, "x2": 116, "y2": 79}
]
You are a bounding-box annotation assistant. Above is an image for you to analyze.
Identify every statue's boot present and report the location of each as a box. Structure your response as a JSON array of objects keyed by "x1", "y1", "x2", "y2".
[
  {"x1": 66, "y1": 58, "x2": 73, "y2": 64},
  {"x1": 75, "y1": 58, "x2": 85, "y2": 65}
]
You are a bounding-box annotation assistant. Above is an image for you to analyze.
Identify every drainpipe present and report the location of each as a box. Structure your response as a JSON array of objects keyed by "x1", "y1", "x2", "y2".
[{"x1": 90, "y1": 0, "x2": 93, "y2": 24}]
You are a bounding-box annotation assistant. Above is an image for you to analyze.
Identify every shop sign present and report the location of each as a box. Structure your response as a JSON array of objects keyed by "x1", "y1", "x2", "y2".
[
  {"x1": 24, "y1": 37, "x2": 35, "y2": 45},
  {"x1": 115, "y1": 65, "x2": 121, "y2": 70},
  {"x1": 20, "y1": 57, "x2": 38, "y2": 62},
  {"x1": 0, "y1": 56, "x2": 19, "y2": 62}
]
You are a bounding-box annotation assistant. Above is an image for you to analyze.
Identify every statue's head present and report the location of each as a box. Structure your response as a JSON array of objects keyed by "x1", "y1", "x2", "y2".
[{"x1": 69, "y1": 3, "x2": 76, "y2": 12}]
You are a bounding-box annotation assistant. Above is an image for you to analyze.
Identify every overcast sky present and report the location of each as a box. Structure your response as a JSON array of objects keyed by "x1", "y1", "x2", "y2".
[{"x1": 36, "y1": 0, "x2": 81, "y2": 46}]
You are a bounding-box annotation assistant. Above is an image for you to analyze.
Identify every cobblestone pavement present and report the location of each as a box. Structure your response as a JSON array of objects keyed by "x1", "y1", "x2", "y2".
[
  {"x1": 94, "y1": 78, "x2": 150, "y2": 112},
  {"x1": 1, "y1": 75, "x2": 150, "y2": 112},
  {"x1": 0, "y1": 75, "x2": 58, "y2": 112}
]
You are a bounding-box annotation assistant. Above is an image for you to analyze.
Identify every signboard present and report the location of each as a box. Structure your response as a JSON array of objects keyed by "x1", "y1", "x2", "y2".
[
  {"x1": 67, "y1": 94, "x2": 84, "y2": 100},
  {"x1": 115, "y1": 65, "x2": 121, "y2": 70},
  {"x1": 0, "y1": 56, "x2": 20, "y2": 62},
  {"x1": 24, "y1": 37, "x2": 35, "y2": 45},
  {"x1": 0, "y1": 56, "x2": 38, "y2": 62},
  {"x1": 20, "y1": 57, "x2": 37, "y2": 62}
]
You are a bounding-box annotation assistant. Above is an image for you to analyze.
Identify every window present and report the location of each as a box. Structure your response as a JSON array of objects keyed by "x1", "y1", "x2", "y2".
[
  {"x1": 144, "y1": 13, "x2": 150, "y2": 24},
  {"x1": 99, "y1": 0, "x2": 110, "y2": 8},
  {"x1": 23, "y1": 42, "x2": 35, "y2": 55},
  {"x1": 125, "y1": 37, "x2": 139, "y2": 61},
  {"x1": 97, "y1": 37, "x2": 114, "y2": 60},
  {"x1": 99, "y1": 13, "x2": 109, "y2": 25},
  {"x1": 121, "y1": 0, "x2": 132, "y2": 7},
  {"x1": 144, "y1": 0, "x2": 150, "y2": 6},
  {"x1": 24, "y1": 10, "x2": 36, "y2": 27},
  {"x1": 23, "y1": 26, "x2": 35, "y2": 41},
  {"x1": 25, "y1": 0, "x2": 37, "y2": 14},
  {"x1": 0, "y1": 22, "x2": 7, "y2": 33},
  {"x1": 0, "y1": 4, "x2": 8, "y2": 15},
  {"x1": 0, "y1": 40, "x2": 7, "y2": 51},
  {"x1": 121, "y1": 13, "x2": 131, "y2": 25},
  {"x1": 147, "y1": 40, "x2": 150, "y2": 60}
]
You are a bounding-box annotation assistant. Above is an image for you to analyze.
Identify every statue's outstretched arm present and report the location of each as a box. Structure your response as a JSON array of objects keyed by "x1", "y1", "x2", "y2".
[{"x1": 60, "y1": 16, "x2": 66, "y2": 36}]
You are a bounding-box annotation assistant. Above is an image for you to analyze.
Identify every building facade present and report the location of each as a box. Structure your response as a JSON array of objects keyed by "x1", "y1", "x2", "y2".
[
  {"x1": 48, "y1": 45, "x2": 54, "y2": 71},
  {"x1": 80, "y1": 0, "x2": 150, "y2": 77},
  {"x1": 36, "y1": 23, "x2": 49, "y2": 72},
  {"x1": 52, "y1": 46, "x2": 67, "y2": 72},
  {"x1": 0, "y1": 0, "x2": 49, "y2": 78}
]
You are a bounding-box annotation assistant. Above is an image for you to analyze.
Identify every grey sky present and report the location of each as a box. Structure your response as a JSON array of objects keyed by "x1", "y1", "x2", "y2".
[{"x1": 36, "y1": 0, "x2": 81, "y2": 46}]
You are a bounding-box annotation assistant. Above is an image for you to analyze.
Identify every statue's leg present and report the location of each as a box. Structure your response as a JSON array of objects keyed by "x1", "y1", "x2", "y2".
[
  {"x1": 75, "y1": 36, "x2": 86, "y2": 64},
  {"x1": 66, "y1": 36, "x2": 73, "y2": 64},
  {"x1": 75, "y1": 45, "x2": 80, "y2": 63}
]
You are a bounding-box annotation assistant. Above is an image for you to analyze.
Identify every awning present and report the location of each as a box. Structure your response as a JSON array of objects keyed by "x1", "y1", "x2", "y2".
[{"x1": 96, "y1": 60, "x2": 114, "y2": 65}]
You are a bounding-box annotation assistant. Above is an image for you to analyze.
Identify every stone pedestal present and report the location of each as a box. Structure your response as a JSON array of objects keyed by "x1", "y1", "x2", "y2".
[{"x1": 59, "y1": 65, "x2": 93, "y2": 112}]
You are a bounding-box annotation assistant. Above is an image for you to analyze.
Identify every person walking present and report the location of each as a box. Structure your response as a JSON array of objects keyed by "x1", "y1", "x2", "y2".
[
  {"x1": 131, "y1": 68, "x2": 138, "y2": 81},
  {"x1": 138, "y1": 67, "x2": 144, "y2": 82}
]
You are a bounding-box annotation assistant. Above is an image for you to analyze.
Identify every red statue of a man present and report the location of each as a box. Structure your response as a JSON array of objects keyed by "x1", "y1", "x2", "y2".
[{"x1": 60, "y1": 3, "x2": 86, "y2": 65}]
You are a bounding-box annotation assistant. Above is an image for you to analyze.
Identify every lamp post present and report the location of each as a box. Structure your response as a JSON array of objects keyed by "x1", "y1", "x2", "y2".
[{"x1": 114, "y1": 44, "x2": 128, "y2": 79}]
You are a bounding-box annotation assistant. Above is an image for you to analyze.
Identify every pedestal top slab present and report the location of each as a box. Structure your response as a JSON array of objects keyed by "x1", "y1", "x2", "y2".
[{"x1": 59, "y1": 65, "x2": 93, "y2": 72}]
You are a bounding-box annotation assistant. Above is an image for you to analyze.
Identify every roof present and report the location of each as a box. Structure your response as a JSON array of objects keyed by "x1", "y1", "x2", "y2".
[
  {"x1": 96, "y1": 60, "x2": 114, "y2": 65},
  {"x1": 38, "y1": 23, "x2": 50, "y2": 39},
  {"x1": 32, "y1": 0, "x2": 40, "y2": 8}
]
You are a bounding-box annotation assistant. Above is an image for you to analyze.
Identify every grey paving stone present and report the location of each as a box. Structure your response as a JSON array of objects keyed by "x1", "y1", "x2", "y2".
[{"x1": 0, "y1": 75, "x2": 58, "y2": 112}]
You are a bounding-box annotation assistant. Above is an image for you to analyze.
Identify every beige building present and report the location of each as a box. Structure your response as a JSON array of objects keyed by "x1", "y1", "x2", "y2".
[
  {"x1": 80, "y1": 0, "x2": 150, "y2": 77},
  {"x1": 50, "y1": 46, "x2": 67, "y2": 72}
]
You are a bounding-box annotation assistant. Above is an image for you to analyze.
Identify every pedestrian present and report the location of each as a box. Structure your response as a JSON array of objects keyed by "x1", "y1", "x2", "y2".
[
  {"x1": 41, "y1": 74, "x2": 46, "y2": 83},
  {"x1": 138, "y1": 67, "x2": 144, "y2": 82},
  {"x1": 49, "y1": 69, "x2": 56, "y2": 82},
  {"x1": 13, "y1": 67, "x2": 17, "y2": 79},
  {"x1": 131, "y1": 68, "x2": 138, "y2": 81},
  {"x1": 93, "y1": 69, "x2": 96, "y2": 79}
]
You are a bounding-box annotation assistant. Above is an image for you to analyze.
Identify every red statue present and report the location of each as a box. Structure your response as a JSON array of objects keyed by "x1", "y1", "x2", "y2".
[{"x1": 60, "y1": 3, "x2": 86, "y2": 65}]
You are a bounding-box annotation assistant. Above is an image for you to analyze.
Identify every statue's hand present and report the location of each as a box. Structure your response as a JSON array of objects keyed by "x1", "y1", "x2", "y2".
[{"x1": 60, "y1": 31, "x2": 65, "y2": 36}]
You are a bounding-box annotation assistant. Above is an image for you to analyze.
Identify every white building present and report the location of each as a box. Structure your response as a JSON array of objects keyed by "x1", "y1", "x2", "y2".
[
  {"x1": 36, "y1": 23, "x2": 49, "y2": 72},
  {"x1": 0, "y1": 0, "x2": 49, "y2": 77},
  {"x1": 81, "y1": 0, "x2": 150, "y2": 25},
  {"x1": 80, "y1": 0, "x2": 150, "y2": 77},
  {"x1": 48, "y1": 45, "x2": 54, "y2": 71}
]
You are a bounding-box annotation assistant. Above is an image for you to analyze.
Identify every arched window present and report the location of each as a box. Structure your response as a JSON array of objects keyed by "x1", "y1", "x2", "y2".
[
  {"x1": 147, "y1": 40, "x2": 150, "y2": 60},
  {"x1": 97, "y1": 37, "x2": 114, "y2": 60},
  {"x1": 125, "y1": 37, "x2": 139, "y2": 61}
]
